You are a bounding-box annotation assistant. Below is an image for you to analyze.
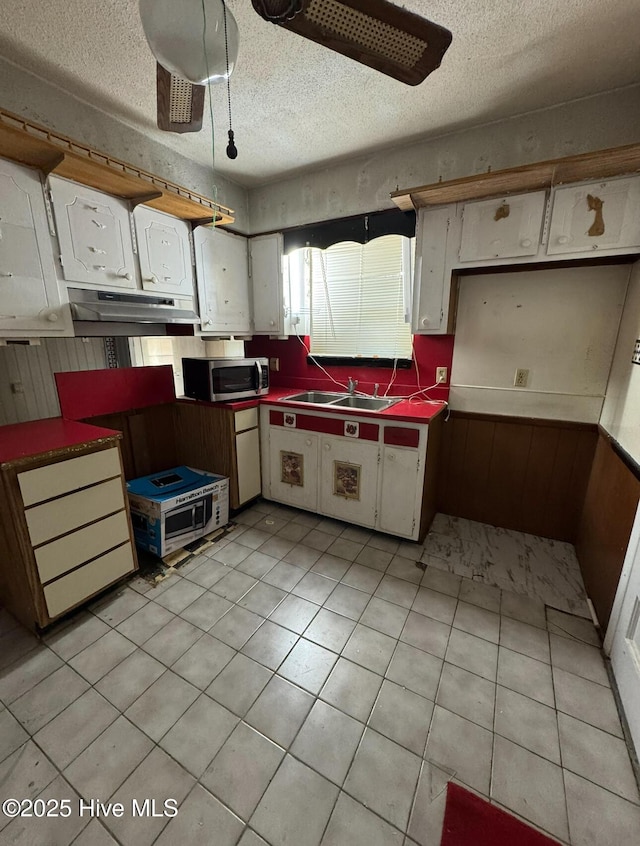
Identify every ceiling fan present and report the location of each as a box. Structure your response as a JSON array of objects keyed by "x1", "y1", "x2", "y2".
[{"x1": 140, "y1": 0, "x2": 452, "y2": 135}]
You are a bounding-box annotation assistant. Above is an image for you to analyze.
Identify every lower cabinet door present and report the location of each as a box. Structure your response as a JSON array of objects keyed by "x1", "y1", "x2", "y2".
[
  {"x1": 378, "y1": 446, "x2": 422, "y2": 539},
  {"x1": 319, "y1": 436, "x2": 379, "y2": 528},
  {"x1": 236, "y1": 427, "x2": 261, "y2": 506},
  {"x1": 268, "y1": 428, "x2": 319, "y2": 511}
]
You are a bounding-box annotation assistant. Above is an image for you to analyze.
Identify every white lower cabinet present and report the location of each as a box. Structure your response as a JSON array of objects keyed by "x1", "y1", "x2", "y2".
[
  {"x1": 262, "y1": 407, "x2": 433, "y2": 540},
  {"x1": 378, "y1": 445, "x2": 422, "y2": 537},
  {"x1": 319, "y1": 436, "x2": 379, "y2": 528},
  {"x1": 267, "y1": 427, "x2": 319, "y2": 512}
]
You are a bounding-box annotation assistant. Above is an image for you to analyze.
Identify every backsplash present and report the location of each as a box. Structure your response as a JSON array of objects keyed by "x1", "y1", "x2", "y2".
[{"x1": 246, "y1": 334, "x2": 453, "y2": 401}]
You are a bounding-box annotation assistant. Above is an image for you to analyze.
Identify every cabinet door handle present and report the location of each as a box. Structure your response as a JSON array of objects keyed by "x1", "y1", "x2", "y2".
[
  {"x1": 0, "y1": 271, "x2": 14, "y2": 278},
  {"x1": 305, "y1": 438, "x2": 312, "y2": 447},
  {"x1": 324, "y1": 443, "x2": 331, "y2": 451},
  {"x1": 557, "y1": 235, "x2": 569, "y2": 245},
  {"x1": 388, "y1": 453, "x2": 396, "y2": 461},
  {"x1": 520, "y1": 239, "x2": 532, "y2": 248},
  {"x1": 420, "y1": 316, "x2": 429, "y2": 327},
  {"x1": 45, "y1": 311, "x2": 59, "y2": 322},
  {"x1": 144, "y1": 274, "x2": 158, "y2": 284},
  {"x1": 88, "y1": 246, "x2": 106, "y2": 254},
  {"x1": 117, "y1": 272, "x2": 133, "y2": 281}
]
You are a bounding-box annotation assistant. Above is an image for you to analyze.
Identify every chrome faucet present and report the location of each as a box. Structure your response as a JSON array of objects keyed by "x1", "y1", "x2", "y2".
[
  {"x1": 347, "y1": 377, "x2": 358, "y2": 395},
  {"x1": 373, "y1": 383, "x2": 379, "y2": 397}
]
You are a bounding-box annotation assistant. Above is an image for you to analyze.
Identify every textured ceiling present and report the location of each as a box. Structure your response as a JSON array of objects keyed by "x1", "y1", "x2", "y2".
[{"x1": 0, "y1": 0, "x2": 639, "y2": 187}]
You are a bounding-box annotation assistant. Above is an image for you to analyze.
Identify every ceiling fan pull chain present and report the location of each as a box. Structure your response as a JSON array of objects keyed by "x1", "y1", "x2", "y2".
[{"x1": 223, "y1": 0, "x2": 238, "y2": 159}]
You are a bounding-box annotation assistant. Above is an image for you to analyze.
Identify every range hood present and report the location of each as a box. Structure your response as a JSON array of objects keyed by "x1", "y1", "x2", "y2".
[{"x1": 69, "y1": 288, "x2": 199, "y2": 336}]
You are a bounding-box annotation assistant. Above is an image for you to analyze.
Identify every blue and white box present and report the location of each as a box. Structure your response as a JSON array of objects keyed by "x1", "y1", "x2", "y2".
[{"x1": 127, "y1": 466, "x2": 229, "y2": 557}]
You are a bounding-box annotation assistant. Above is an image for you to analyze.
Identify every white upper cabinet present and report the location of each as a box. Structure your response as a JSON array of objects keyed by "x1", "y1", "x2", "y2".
[
  {"x1": 194, "y1": 226, "x2": 251, "y2": 335},
  {"x1": 412, "y1": 205, "x2": 457, "y2": 334},
  {"x1": 250, "y1": 233, "x2": 285, "y2": 334},
  {"x1": 547, "y1": 176, "x2": 640, "y2": 255},
  {"x1": 133, "y1": 206, "x2": 194, "y2": 298},
  {"x1": 49, "y1": 177, "x2": 138, "y2": 290},
  {"x1": 459, "y1": 191, "x2": 546, "y2": 262},
  {"x1": 0, "y1": 159, "x2": 72, "y2": 337}
]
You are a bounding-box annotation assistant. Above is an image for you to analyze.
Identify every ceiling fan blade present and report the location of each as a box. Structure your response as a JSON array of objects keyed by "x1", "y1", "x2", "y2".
[
  {"x1": 156, "y1": 63, "x2": 206, "y2": 133},
  {"x1": 252, "y1": 0, "x2": 452, "y2": 85}
]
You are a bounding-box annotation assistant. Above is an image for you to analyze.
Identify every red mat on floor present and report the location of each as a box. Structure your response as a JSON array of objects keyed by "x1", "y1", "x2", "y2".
[{"x1": 440, "y1": 783, "x2": 561, "y2": 846}]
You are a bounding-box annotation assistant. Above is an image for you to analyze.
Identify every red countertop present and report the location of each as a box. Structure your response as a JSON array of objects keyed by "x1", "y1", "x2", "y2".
[
  {"x1": 258, "y1": 386, "x2": 446, "y2": 424},
  {"x1": 0, "y1": 418, "x2": 121, "y2": 466}
]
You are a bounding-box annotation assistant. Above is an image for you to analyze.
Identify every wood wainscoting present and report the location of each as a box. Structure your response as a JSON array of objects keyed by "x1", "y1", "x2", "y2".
[
  {"x1": 436, "y1": 411, "x2": 597, "y2": 542},
  {"x1": 575, "y1": 431, "x2": 640, "y2": 629},
  {"x1": 81, "y1": 404, "x2": 178, "y2": 481}
]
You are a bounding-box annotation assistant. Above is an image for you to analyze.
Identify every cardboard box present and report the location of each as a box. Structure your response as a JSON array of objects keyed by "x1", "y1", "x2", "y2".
[{"x1": 127, "y1": 466, "x2": 229, "y2": 557}]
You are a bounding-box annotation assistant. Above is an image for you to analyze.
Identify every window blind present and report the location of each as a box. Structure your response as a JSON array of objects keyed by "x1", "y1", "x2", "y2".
[{"x1": 299, "y1": 235, "x2": 412, "y2": 359}]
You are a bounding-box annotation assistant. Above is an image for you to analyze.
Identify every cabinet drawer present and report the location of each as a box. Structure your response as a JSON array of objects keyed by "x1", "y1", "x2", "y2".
[
  {"x1": 18, "y1": 447, "x2": 121, "y2": 506},
  {"x1": 35, "y1": 510, "x2": 130, "y2": 584},
  {"x1": 25, "y1": 478, "x2": 125, "y2": 546},
  {"x1": 43, "y1": 542, "x2": 135, "y2": 619},
  {"x1": 235, "y1": 407, "x2": 258, "y2": 432}
]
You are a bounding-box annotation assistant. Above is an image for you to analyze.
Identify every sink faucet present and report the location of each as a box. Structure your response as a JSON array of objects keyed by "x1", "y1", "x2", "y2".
[
  {"x1": 373, "y1": 383, "x2": 379, "y2": 397},
  {"x1": 347, "y1": 377, "x2": 358, "y2": 395}
]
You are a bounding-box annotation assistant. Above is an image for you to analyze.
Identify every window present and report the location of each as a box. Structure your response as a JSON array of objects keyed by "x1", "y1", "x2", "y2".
[{"x1": 289, "y1": 234, "x2": 413, "y2": 360}]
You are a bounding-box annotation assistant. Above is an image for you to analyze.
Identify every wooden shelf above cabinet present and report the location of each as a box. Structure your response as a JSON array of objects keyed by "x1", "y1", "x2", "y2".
[
  {"x1": 0, "y1": 108, "x2": 234, "y2": 225},
  {"x1": 391, "y1": 142, "x2": 640, "y2": 210}
]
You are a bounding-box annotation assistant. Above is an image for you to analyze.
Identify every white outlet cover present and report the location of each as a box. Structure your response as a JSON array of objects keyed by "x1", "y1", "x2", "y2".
[{"x1": 632, "y1": 339, "x2": 640, "y2": 365}]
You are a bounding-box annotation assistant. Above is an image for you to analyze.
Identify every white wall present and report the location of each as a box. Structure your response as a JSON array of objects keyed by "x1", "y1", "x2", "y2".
[
  {"x1": 449, "y1": 265, "x2": 630, "y2": 422},
  {"x1": 600, "y1": 260, "x2": 640, "y2": 461},
  {"x1": 249, "y1": 85, "x2": 640, "y2": 233},
  {"x1": 0, "y1": 58, "x2": 249, "y2": 232},
  {"x1": 130, "y1": 336, "x2": 244, "y2": 396},
  {"x1": 0, "y1": 337, "x2": 107, "y2": 425}
]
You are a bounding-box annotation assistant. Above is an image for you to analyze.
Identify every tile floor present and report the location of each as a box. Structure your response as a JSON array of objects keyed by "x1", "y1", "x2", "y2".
[{"x1": 0, "y1": 502, "x2": 639, "y2": 846}]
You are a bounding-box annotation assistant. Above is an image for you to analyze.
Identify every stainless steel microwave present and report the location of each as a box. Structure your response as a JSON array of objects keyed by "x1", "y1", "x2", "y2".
[{"x1": 182, "y1": 357, "x2": 269, "y2": 402}]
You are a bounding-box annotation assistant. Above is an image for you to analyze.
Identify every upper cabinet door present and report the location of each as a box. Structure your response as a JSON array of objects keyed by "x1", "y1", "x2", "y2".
[
  {"x1": 134, "y1": 206, "x2": 194, "y2": 298},
  {"x1": 459, "y1": 191, "x2": 546, "y2": 262},
  {"x1": 547, "y1": 177, "x2": 640, "y2": 255},
  {"x1": 194, "y1": 226, "x2": 251, "y2": 334},
  {"x1": 49, "y1": 177, "x2": 137, "y2": 290},
  {"x1": 412, "y1": 205, "x2": 453, "y2": 334},
  {"x1": 0, "y1": 159, "x2": 71, "y2": 336},
  {"x1": 250, "y1": 233, "x2": 284, "y2": 334}
]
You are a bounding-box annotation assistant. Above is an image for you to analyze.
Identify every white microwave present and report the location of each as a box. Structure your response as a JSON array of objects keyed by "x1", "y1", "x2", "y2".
[{"x1": 182, "y1": 357, "x2": 269, "y2": 402}]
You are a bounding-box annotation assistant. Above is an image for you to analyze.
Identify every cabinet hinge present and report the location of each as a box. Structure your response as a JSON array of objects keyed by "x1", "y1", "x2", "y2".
[
  {"x1": 43, "y1": 188, "x2": 57, "y2": 238},
  {"x1": 377, "y1": 450, "x2": 381, "y2": 465},
  {"x1": 247, "y1": 248, "x2": 253, "y2": 280},
  {"x1": 188, "y1": 231, "x2": 196, "y2": 268},
  {"x1": 58, "y1": 254, "x2": 64, "y2": 268},
  {"x1": 412, "y1": 517, "x2": 416, "y2": 532},
  {"x1": 129, "y1": 213, "x2": 138, "y2": 255},
  {"x1": 541, "y1": 191, "x2": 553, "y2": 246}
]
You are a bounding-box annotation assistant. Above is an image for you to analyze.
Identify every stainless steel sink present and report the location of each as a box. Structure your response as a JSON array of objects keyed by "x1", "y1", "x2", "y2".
[
  {"x1": 330, "y1": 396, "x2": 400, "y2": 411},
  {"x1": 281, "y1": 391, "x2": 346, "y2": 404}
]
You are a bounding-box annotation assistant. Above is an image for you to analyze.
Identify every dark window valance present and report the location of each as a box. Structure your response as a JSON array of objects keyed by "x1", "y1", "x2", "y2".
[{"x1": 282, "y1": 208, "x2": 416, "y2": 253}]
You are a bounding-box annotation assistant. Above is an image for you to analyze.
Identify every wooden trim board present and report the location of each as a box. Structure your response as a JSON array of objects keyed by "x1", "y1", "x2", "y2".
[
  {"x1": 392, "y1": 143, "x2": 640, "y2": 210},
  {"x1": 0, "y1": 108, "x2": 234, "y2": 224}
]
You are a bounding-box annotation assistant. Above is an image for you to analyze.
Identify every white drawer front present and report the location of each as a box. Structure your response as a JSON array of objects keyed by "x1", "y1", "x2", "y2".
[
  {"x1": 35, "y1": 510, "x2": 130, "y2": 584},
  {"x1": 18, "y1": 447, "x2": 121, "y2": 507},
  {"x1": 235, "y1": 407, "x2": 259, "y2": 432},
  {"x1": 44, "y1": 543, "x2": 135, "y2": 619},
  {"x1": 25, "y1": 478, "x2": 125, "y2": 546}
]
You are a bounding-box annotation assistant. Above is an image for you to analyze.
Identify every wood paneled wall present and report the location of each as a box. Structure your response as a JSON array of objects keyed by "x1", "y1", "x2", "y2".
[
  {"x1": 575, "y1": 431, "x2": 640, "y2": 629},
  {"x1": 83, "y1": 404, "x2": 178, "y2": 481},
  {"x1": 437, "y1": 412, "x2": 597, "y2": 542},
  {"x1": 0, "y1": 338, "x2": 107, "y2": 426}
]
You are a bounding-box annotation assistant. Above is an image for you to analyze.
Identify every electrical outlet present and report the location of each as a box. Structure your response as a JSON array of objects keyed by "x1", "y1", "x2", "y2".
[
  {"x1": 269, "y1": 357, "x2": 280, "y2": 372},
  {"x1": 436, "y1": 366, "x2": 448, "y2": 384},
  {"x1": 632, "y1": 339, "x2": 640, "y2": 365},
  {"x1": 514, "y1": 368, "x2": 529, "y2": 387}
]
